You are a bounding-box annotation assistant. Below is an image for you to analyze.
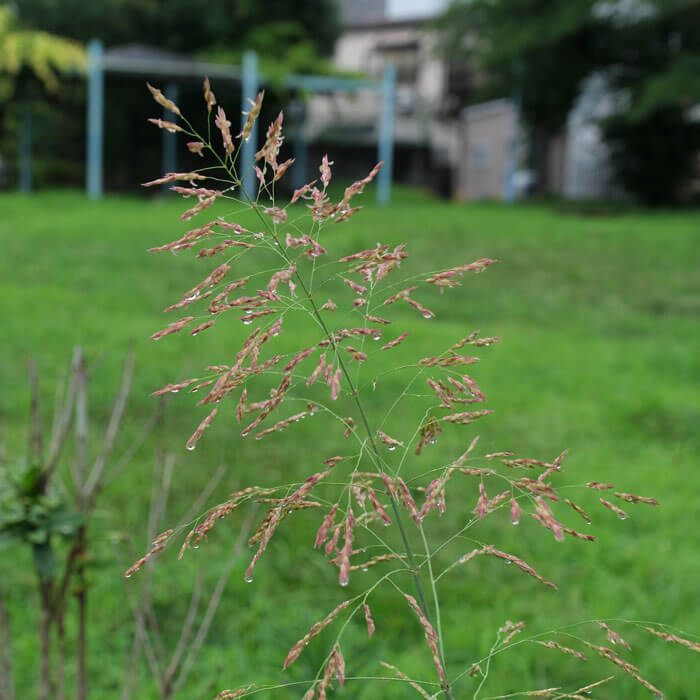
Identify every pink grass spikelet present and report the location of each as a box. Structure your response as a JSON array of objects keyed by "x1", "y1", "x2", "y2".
[
  {"x1": 455, "y1": 545, "x2": 558, "y2": 590},
  {"x1": 320, "y1": 154, "x2": 333, "y2": 187},
  {"x1": 345, "y1": 346, "x2": 367, "y2": 362},
  {"x1": 600, "y1": 498, "x2": 628, "y2": 520},
  {"x1": 180, "y1": 194, "x2": 218, "y2": 221},
  {"x1": 532, "y1": 497, "x2": 565, "y2": 541},
  {"x1": 367, "y1": 487, "x2": 392, "y2": 526},
  {"x1": 191, "y1": 320, "x2": 216, "y2": 336},
  {"x1": 562, "y1": 526, "x2": 596, "y2": 542},
  {"x1": 314, "y1": 504, "x2": 338, "y2": 549},
  {"x1": 186, "y1": 141, "x2": 205, "y2": 157},
  {"x1": 536, "y1": 641, "x2": 587, "y2": 661},
  {"x1": 337, "y1": 509, "x2": 355, "y2": 586},
  {"x1": 264, "y1": 206, "x2": 287, "y2": 224},
  {"x1": 215, "y1": 106, "x2": 234, "y2": 155},
  {"x1": 142, "y1": 172, "x2": 206, "y2": 187},
  {"x1": 565, "y1": 498, "x2": 592, "y2": 524},
  {"x1": 500, "y1": 619, "x2": 525, "y2": 645},
  {"x1": 644, "y1": 626, "x2": 700, "y2": 653},
  {"x1": 151, "y1": 378, "x2": 199, "y2": 396},
  {"x1": 599, "y1": 622, "x2": 632, "y2": 650},
  {"x1": 341, "y1": 161, "x2": 383, "y2": 203},
  {"x1": 239, "y1": 90, "x2": 264, "y2": 142},
  {"x1": 615, "y1": 492, "x2": 659, "y2": 506},
  {"x1": 379, "y1": 662, "x2": 432, "y2": 699},
  {"x1": 587, "y1": 481, "x2": 615, "y2": 490},
  {"x1": 381, "y1": 333, "x2": 409, "y2": 351},
  {"x1": 330, "y1": 368, "x2": 342, "y2": 400},
  {"x1": 235, "y1": 388, "x2": 247, "y2": 422},
  {"x1": 396, "y1": 477, "x2": 421, "y2": 525},
  {"x1": 256, "y1": 112, "x2": 284, "y2": 169},
  {"x1": 147, "y1": 118, "x2": 183, "y2": 133},
  {"x1": 273, "y1": 158, "x2": 294, "y2": 182},
  {"x1": 306, "y1": 353, "x2": 326, "y2": 387},
  {"x1": 363, "y1": 603, "x2": 375, "y2": 638},
  {"x1": 214, "y1": 684, "x2": 254, "y2": 699},
  {"x1": 147, "y1": 82, "x2": 181, "y2": 116},
  {"x1": 151, "y1": 316, "x2": 195, "y2": 340},
  {"x1": 418, "y1": 355, "x2": 480, "y2": 367},
  {"x1": 343, "y1": 278, "x2": 367, "y2": 295},
  {"x1": 124, "y1": 529, "x2": 173, "y2": 578},
  {"x1": 203, "y1": 76, "x2": 216, "y2": 112},
  {"x1": 283, "y1": 600, "x2": 351, "y2": 670},
  {"x1": 510, "y1": 497, "x2": 521, "y2": 525},
  {"x1": 284, "y1": 347, "x2": 315, "y2": 371},
  {"x1": 584, "y1": 642, "x2": 663, "y2": 696},
  {"x1": 404, "y1": 594, "x2": 446, "y2": 685},
  {"x1": 477, "y1": 482, "x2": 488, "y2": 519},
  {"x1": 377, "y1": 430, "x2": 403, "y2": 449},
  {"x1": 185, "y1": 407, "x2": 218, "y2": 450}
]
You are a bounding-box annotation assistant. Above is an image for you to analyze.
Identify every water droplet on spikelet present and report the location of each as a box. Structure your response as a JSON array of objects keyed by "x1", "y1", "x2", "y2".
[
  {"x1": 125, "y1": 573, "x2": 132, "y2": 579},
  {"x1": 388, "y1": 445, "x2": 396, "y2": 452},
  {"x1": 339, "y1": 580, "x2": 349, "y2": 587},
  {"x1": 511, "y1": 519, "x2": 519, "y2": 525},
  {"x1": 171, "y1": 389, "x2": 179, "y2": 393},
  {"x1": 186, "y1": 444, "x2": 196, "y2": 451},
  {"x1": 242, "y1": 319, "x2": 253, "y2": 326},
  {"x1": 423, "y1": 313, "x2": 432, "y2": 319},
  {"x1": 362, "y1": 567, "x2": 369, "y2": 572},
  {"x1": 244, "y1": 574, "x2": 254, "y2": 583}
]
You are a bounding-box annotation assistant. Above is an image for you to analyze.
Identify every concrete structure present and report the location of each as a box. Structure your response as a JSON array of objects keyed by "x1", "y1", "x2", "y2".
[
  {"x1": 307, "y1": 14, "x2": 466, "y2": 195},
  {"x1": 322, "y1": 2, "x2": 630, "y2": 201},
  {"x1": 457, "y1": 99, "x2": 518, "y2": 201}
]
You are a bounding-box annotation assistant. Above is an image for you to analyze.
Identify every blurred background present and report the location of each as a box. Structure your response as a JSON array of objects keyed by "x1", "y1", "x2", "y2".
[{"x1": 1, "y1": 1, "x2": 699, "y2": 698}]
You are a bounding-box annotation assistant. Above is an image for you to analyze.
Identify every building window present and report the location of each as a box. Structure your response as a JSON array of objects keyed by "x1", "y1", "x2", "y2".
[{"x1": 376, "y1": 41, "x2": 419, "y2": 85}]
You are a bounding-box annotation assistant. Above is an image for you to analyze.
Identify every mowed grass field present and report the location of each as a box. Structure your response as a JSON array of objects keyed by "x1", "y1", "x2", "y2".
[{"x1": 1, "y1": 189, "x2": 699, "y2": 699}]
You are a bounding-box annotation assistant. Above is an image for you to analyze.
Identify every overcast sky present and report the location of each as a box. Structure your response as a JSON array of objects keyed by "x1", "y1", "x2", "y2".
[{"x1": 387, "y1": 0, "x2": 450, "y2": 19}]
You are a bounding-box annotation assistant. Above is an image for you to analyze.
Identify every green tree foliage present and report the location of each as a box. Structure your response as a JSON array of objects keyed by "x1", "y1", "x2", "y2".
[
  {"x1": 15, "y1": 0, "x2": 339, "y2": 67},
  {"x1": 437, "y1": 1, "x2": 606, "y2": 130},
  {"x1": 438, "y1": 0, "x2": 700, "y2": 204},
  {"x1": 0, "y1": 5, "x2": 83, "y2": 97}
]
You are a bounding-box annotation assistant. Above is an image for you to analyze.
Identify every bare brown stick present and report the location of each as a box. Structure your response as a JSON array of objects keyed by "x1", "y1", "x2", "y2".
[
  {"x1": 28, "y1": 358, "x2": 43, "y2": 464},
  {"x1": 175, "y1": 464, "x2": 227, "y2": 529},
  {"x1": 44, "y1": 348, "x2": 80, "y2": 483},
  {"x1": 0, "y1": 585, "x2": 14, "y2": 700},
  {"x1": 104, "y1": 396, "x2": 167, "y2": 487},
  {"x1": 171, "y1": 508, "x2": 257, "y2": 696},
  {"x1": 38, "y1": 579, "x2": 54, "y2": 700},
  {"x1": 162, "y1": 574, "x2": 204, "y2": 696},
  {"x1": 72, "y1": 349, "x2": 89, "y2": 497},
  {"x1": 85, "y1": 348, "x2": 135, "y2": 502}
]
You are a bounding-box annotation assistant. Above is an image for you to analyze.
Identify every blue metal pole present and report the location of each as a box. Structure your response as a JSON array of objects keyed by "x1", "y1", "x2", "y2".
[
  {"x1": 503, "y1": 94, "x2": 521, "y2": 204},
  {"x1": 162, "y1": 81, "x2": 179, "y2": 193},
  {"x1": 19, "y1": 101, "x2": 33, "y2": 193},
  {"x1": 86, "y1": 39, "x2": 104, "y2": 199},
  {"x1": 377, "y1": 64, "x2": 396, "y2": 206},
  {"x1": 240, "y1": 51, "x2": 259, "y2": 200}
]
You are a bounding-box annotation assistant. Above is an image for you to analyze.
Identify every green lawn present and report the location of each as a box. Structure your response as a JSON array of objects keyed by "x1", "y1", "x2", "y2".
[{"x1": 1, "y1": 189, "x2": 699, "y2": 699}]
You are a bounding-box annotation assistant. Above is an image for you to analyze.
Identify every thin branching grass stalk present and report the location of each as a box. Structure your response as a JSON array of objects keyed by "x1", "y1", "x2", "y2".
[{"x1": 124, "y1": 79, "x2": 682, "y2": 699}]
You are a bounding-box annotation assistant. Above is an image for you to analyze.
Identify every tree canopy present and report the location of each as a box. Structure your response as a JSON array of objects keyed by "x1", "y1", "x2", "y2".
[
  {"x1": 438, "y1": 0, "x2": 700, "y2": 203},
  {"x1": 15, "y1": 0, "x2": 340, "y2": 70},
  {"x1": 0, "y1": 5, "x2": 83, "y2": 96}
]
